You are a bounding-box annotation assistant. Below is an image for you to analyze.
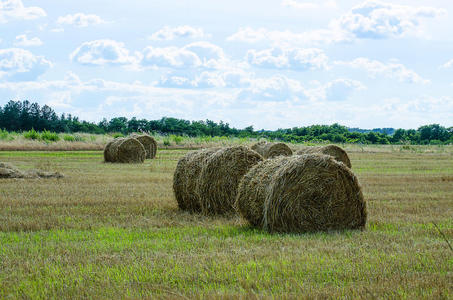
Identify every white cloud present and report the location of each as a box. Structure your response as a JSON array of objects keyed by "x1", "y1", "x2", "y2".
[
  {"x1": 70, "y1": 39, "x2": 139, "y2": 66},
  {"x1": 142, "y1": 46, "x2": 201, "y2": 69},
  {"x1": 228, "y1": 1, "x2": 445, "y2": 46},
  {"x1": 238, "y1": 75, "x2": 307, "y2": 102},
  {"x1": 0, "y1": 48, "x2": 52, "y2": 81},
  {"x1": 149, "y1": 25, "x2": 207, "y2": 41},
  {"x1": 227, "y1": 27, "x2": 345, "y2": 46},
  {"x1": 440, "y1": 59, "x2": 453, "y2": 69},
  {"x1": 0, "y1": 0, "x2": 46, "y2": 23},
  {"x1": 322, "y1": 79, "x2": 365, "y2": 101},
  {"x1": 334, "y1": 0, "x2": 446, "y2": 39},
  {"x1": 246, "y1": 47, "x2": 328, "y2": 71},
  {"x1": 142, "y1": 41, "x2": 227, "y2": 70},
  {"x1": 282, "y1": 0, "x2": 337, "y2": 10},
  {"x1": 336, "y1": 58, "x2": 429, "y2": 84},
  {"x1": 14, "y1": 34, "x2": 43, "y2": 47},
  {"x1": 57, "y1": 13, "x2": 106, "y2": 28}
]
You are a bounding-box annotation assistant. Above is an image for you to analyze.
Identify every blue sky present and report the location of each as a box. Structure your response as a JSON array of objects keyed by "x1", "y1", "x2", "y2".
[{"x1": 0, "y1": 0, "x2": 452, "y2": 130}]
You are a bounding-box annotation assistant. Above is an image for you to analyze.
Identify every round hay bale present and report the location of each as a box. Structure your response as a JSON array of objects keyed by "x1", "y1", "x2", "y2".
[
  {"x1": 197, "y1": 146, "x2": 263, "y2": 215},
  {"x1": 103, "y1": 140, "x2": 116, "y2": 162},
  {"x1": 173, "y1": 148, "x2": 219, "y2": 212},
  {"x1": 131, "y1": 134, "x2": 157, "y2": 159},
  {"x1": 252, "y1": 142, "x2": 293, "y2": 159},
  {"x1": 251, "y1": 141, "x2": 266, "y2": 151},
  {"x1": 235, "y1": 156, "x2": 292, "y2": 227},
  {"x1": 261, "y1": 154, "x2": 366, "y2": 233},
  {"x1": 296, "y1": 145, "x2": 351, "y2": 168},
  {"x1": 104, "y1": 138, "x2": 125, "y2": 163},
  {"x1": 116, "y1": 138, "x2": 146, "y2": 163}
]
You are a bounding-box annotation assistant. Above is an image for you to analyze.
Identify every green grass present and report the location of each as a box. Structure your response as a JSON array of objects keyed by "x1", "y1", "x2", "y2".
[{"x1": 0, "y1": 149, "x2": 452, "y2": 298}]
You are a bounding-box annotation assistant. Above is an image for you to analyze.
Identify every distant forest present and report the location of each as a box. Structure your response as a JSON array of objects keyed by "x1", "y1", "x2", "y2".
[{"x1": 1, "y1": 100, "x2": 452, "y2": 145}]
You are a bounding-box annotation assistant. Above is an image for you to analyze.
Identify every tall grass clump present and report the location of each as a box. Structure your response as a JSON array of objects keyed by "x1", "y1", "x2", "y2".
[
  {"x1": 40, "y1": 130, "x2": 60, "y2": 142},
  {"x1": 0, "y1": 129, "x2": 12, "y2": 140},
  {"x1": 23, "y1": 129, "x2": 40, "y2": 140},
  {"x1": 63, "y1": 134, "x2": 76, "y2": 142}
]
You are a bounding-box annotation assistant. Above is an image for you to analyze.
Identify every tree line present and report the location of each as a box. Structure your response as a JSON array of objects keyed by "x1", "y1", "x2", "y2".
[{"x1": 1, "y1": 100, "x2": 452, "y2": 145}]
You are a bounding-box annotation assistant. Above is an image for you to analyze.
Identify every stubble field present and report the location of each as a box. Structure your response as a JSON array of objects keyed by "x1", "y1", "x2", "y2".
[{"x1": 0, "y1": 147, "x2": 452, "y2": 299}]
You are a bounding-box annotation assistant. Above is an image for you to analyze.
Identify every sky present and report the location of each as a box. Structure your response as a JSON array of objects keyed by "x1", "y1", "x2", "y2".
[{"x1": 0, "y1": 0, "x2": 452, "y2": 130}]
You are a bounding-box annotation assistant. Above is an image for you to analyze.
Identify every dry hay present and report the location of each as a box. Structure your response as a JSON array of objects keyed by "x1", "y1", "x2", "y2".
[
  {"x1": 104, "y1": 137, "x2": 145, "y2": 163},
  {"x1": 103, "y1": 140, "x2": 116, "y2": 162},
  {"x1": 0, "y1": 162, "x2": 63, "y2": 179},
  {"x1": 131, "y1": 134, "x2": 157, "y2": 159},
  {"x1": 197, "y1": 146, "x2": 263, "y2": 215},
  {"x1": 173, "y1": 148, "x2": 219, "y2": 212},
  {"x1": 296, "y1": 145, "x2": 351, "y2": 168},
  {"x1": 251, "y1": 142, "x2": 293, "y2": 159},
  {"x1": 236, "y1": 154, "x2": 366, "y2": 233},
  {"x1": 116, "y1": 138, "x2": 146, "y2": 163},
  {"x1": 104, "y1": 138, "x2": 124, "y2": 163},
  {"x1": 235, "y1": 156, "x2": 292, "y2": 227}
]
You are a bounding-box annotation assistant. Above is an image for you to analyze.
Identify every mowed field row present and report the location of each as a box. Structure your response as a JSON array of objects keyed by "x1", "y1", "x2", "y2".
[{"x1": 0, "y1": 149, "x2": 452, "y2": 298}]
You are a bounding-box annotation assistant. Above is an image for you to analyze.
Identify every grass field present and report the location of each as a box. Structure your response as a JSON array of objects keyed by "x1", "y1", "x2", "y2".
[{"x1": 0, "y1": 148, "x2": 452, "y2": 298}]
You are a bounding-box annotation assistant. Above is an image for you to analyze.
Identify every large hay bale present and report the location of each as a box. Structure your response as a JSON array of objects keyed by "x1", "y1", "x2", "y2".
[
  {"x1": 235, "y1": 156, "x2": 292, "y2": 227},
  {"x1": 131, "y1": 134, "x2": 157, "y2": 159},
  {"x1": 173, "y1": 148, "x2": 219, "y2": 212},
  {"x1": 104, "y1": 138, "x2": 124, "y2": 163},
  {"x1": 116, "y1": 138, "x2": 146, "y2": 163},
  {"x1": 296, "y1": 145, "x2": 351, "y2": 168},
  {"x1": 197, "y1": 146, "x2": 263, "y2": 215},
  {"x1": 103, "y1": 140, "x2": 116, "y2": 162},
  {"x1": 236, "y1": 154, "x2": 366, "y2": 233},
  {"x1": 251, "y1": 142, "x2": 293, "y2": 159}
]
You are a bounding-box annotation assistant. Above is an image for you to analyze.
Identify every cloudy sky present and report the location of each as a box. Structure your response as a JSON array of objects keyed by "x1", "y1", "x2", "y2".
[{"x1": 1, "y1": 0, "x2": 452, "y2": 129}]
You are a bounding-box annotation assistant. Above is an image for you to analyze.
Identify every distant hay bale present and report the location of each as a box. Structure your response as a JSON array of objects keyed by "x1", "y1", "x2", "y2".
[
  {"x1": 296, "y1": 145, "x2": 351, "y2": 168},
  {"x1": 173, "y1": 148, "x2": 219, "y2": 212},
  {"x1": 251, "y1": 142, "x2": 293, "y2": 159},
  {"x1": 235, "y1": 156, "x2": 292, "y2": 227},
  {"x1": 197, "y1": 146, "x2": 263, "y2": 215},
  {"x1": 236, "y1": 154, "x2": 366, "y2": 233},
  {"x1": 116, "y1": 138, "x2": 146, "y2": 163},
  {"x1": 131, "y1": 134, "x2": 157, "y2": 159}
]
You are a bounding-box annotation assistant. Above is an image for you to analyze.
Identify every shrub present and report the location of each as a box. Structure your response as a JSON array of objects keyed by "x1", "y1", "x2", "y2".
[
  {"x1": 171, "y1": 135, "x2": 184, "y2": 145},
  {"x1": 23, "y1": 129, "x2": 40, "y2": 140},
  {"x1": 112, "y1": 133, "x2": 124, "y2": 138},
  {"x1": 63, "y1": 134, "x2": 76, "y2": 142},
  {"x1": 40, "y1": 130, "x2": 60, "y2": 142},
  {"x1": 163, "y1": 138, "x2": 171, "y2": 146},
  {"x1": 0, "y1": 129, "x2": 10, "y2": 140}
]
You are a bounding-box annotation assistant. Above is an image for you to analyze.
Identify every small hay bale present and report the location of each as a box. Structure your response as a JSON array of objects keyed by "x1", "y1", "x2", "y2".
[
  {"x1": 251, "y1": 142, "x2": 293, "y2": 159},
  {"x1": 296, "y1": 145, "x2": 351, "y2": 168},
  {"x1": 116, "y1": 138, "x2": 146, "y2": 163},
  {"x1": 197, "y1": 146, "x2": 263, "y2": 215},
  {"x1": 103, "y1": 140, "x2": 116, "y2": 162},
  {"x1": 257, "y1": 154, "x2": 366, "y2": 233},
  {"x1": 235, "y1": 156, "x2": 292, "y2": 227},
  {"x1": 131, "y1": 134, "x2": 157, "y2": 159},
  {"x1": 173, "y1": 148, "x2": 219, "y2": 212},
  {"x1": 0, "y1": 167, "x2": 23, "y2": 178},
  {"x1": 24, "y1": 170, "x2": 64, "y2": 179}
]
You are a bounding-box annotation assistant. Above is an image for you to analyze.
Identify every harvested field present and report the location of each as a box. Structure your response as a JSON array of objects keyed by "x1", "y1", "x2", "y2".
[{"x1": 0, "y1": 147, "x2": 452, "y2": 298}]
